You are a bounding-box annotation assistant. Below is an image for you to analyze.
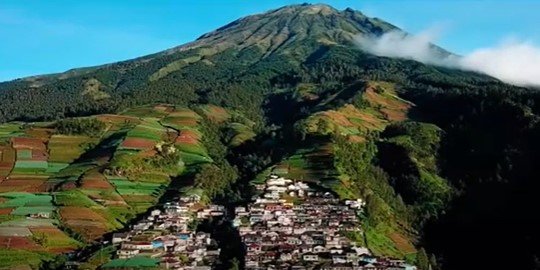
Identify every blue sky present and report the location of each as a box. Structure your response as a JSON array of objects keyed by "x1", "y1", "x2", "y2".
[{"x1": 1, "y1": 0, "x2": 539, "y2": 82}]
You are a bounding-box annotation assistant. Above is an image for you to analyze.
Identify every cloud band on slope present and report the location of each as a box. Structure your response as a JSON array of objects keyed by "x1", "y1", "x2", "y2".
[{"x1": 355, "y1": 29, "x2": 540, "y2": 87}]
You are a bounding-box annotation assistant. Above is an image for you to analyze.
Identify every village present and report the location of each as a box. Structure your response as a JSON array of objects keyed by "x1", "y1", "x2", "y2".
[
  {"x1": 104, "y1": 194, "x2": 224, "y2": 269},
  {"x1": 234, "y1": 175, "x2": 417, "y2": 270},
  {"x1": 101, "y1": 174, "x2": 417, "y2": 269}
]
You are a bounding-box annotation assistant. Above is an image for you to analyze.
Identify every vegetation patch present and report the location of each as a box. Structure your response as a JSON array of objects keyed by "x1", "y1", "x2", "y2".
[
  {"x1": 102, "y1": 256, "x2": 160, "y2": 268},
  {"x1": 48, "y1": 135, "x2": 95, "y2": 163}
]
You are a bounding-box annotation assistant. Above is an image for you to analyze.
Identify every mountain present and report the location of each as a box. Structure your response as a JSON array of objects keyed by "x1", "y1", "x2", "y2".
[
  {"x1": 1, "y1": 3, "x2": 540, "y2": 270},
  {"x1": 0, "y1": 3, "x2": 432, "y2": 123}
]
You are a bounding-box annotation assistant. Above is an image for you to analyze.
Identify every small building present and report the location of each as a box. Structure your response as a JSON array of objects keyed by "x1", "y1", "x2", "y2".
[
  {"x1": 302, "y1": 253, "x2": 319, "y2": 262},
  {"x1": 112, "y1": 233, "x2": 129, "y2": 244}
]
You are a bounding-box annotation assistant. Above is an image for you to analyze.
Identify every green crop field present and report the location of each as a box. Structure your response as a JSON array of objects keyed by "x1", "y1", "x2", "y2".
[
  {"x1": 227, "y1": 122, "x2": 256, "y2": 147},
  {"x1": 55, "y1": 190, "x2": 99, "y2": 207},
  {"x1": 175, "y1": 143, "x2": 208, "y2": 156},
  {"x1": 0, "y1": 123, "x2": 23, "y2": 139},
  {"x1": 136, "y1": 172, "x2": 171, "y2": 183},
  {"x1": 110, "y1": 179, "x2": 164, "y2": 196},
  {"x1": 121, "y1": 107, "x2": 169, "y2": 118},
  {"x1": 48, "y1": 135, "x2": 93, "y2": 163},
  {"x1": 46, "y1": 162, "x2": 70, "y2": 173},
  {"x1": 55, "y1": 161, "x2": 97, "y2": 178},
  {"x1": 0, "y1": 216, "x2": 56, "y2": 227},
  {"x1": 16, "y1": 149, "x2": 32, "y2": 160},
  {"x1": 102, "y1": 256, "x2": 159, "y2": 268},
  {"x1": 179, "y1": 151, "x2": 212, "y2": 165},
  {"x1": 10, "y1": 205, "x2": 55, "y2": 216},
  {"x1": 0, "y1": 193, "x2": 53, "y2": 208},
  {"x1": 0, "y1": 249, "x2": 52, "y2": 269}
]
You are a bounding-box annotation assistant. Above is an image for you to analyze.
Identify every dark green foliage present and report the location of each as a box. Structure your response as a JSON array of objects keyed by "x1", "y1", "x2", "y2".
[
  {"x1": 55, "y1": 117, "x2": 106, "y2": 137},
  {"x1": 194, "y1": 163, "x2": 238, "y2": 200},
  {"x1": 416, "y1": 248, "x2": 430, "y2": 270},
  {"x1": 378, "y1": 122, "x2": 452, "y2": 225}
]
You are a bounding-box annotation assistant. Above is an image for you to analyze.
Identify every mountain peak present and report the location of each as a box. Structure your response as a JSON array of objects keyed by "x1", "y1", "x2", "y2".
[
  {"x1": 272, "y1": 3, "x2": 338, "y2": 15},
  {"x1": 175, "y1": 4, "x2": 396, "y2": 57}
]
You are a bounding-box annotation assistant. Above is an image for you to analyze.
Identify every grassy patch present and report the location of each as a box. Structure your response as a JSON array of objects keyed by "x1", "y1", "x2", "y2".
[
  {"x1": 55, "y1": 190, "x2": 99, "y2": 207},
  {"x1": 0, "y1": 249, "x2": 52, "y2": 269}
]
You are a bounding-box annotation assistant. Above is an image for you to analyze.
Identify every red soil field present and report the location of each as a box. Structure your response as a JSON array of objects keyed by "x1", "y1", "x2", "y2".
[
  {"x1": 0, "y1": 208, "x2": 13, "y2": 215},
  {"x1": 59, "y1": 206, "x2": 106, "y2": 222},
  {"x1": 138, "y1": 149, "x2": 158, "y2": 158},
  {"x1": 31, "y1": 150, "x2": 48, "y2": 161},
  {"x1": 0, "y1": 161, "x2": 14, "y2": 168},
  {"x1": 0, "y1": 179, "x2": 47, "y2": 193},
  {"x1": 121, "y1": 138, "x2": 156, "y2": 149},
  {"x1": 175, "y1": 130, "x2": 200, "y2": 144},
  {"x1": 11, "y1": 137, "x2": 46, "y2": 151},
  {"x1": 58, "y1": 182, "x2": 77, "y2": 191},
  {"x1": 0, "y1": 236, "x2": 41, "y2": 250},
  {"x1": 81, "y1": 176, "x2": 113, "y2": 190}
]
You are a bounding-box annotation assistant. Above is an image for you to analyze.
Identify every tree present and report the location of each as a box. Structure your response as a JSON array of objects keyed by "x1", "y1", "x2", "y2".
[
  {"x1": 228, "y1": 258, "x2": 240, "y2": 270},
  {"x1": 416, "y1": 248, "x2": 430, "y2": 270},
  {"x1": 429, "y1": 254, "x2": 439, "y2": 270}
]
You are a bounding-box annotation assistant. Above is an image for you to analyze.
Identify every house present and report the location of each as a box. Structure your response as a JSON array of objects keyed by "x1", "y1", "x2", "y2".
[
  {"x1": 122, "y1": 241, "x2": 154, "y2": 250},
  {"x1": 235, "y1": 206, "x2": 247, "y2": 214},
  {"x1": 29, "y1": 212, "x2": 50, "y2": 219},
  {"x1": 112, "y1": 233, "x2": 129, "y2": 244},
  {"x1": 359, "y1": 254, "x2": 378, "y2": 264},
  {"x1": 267, "y1": 178, "x2": 292, "y2": 186},
  {"x1": 313, "y1": 245, "x2": 326, "y2": 253},
  {"x1": 332, "y1": 254, "x2": 348, "y2": 264},
  {"x1": 247, "y1": 244, "x2": 262, "y2": 253},
  {"x1": 117, "y1": 249, "x2": 139, "y2": 258},
  {"x1": 302, "y1": 253, "x2": 319, "y2": 262},
  {"x1": 280, "y1": 252, "x2": 293, "y2": 261}
]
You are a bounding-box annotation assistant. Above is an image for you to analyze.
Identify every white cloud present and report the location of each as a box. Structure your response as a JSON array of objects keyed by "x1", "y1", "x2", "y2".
[
  {"x1": 461, "y1": 41, "x2": 540, "y2": 86},
  {"x1": 355, "y1": 29, "x2": 540, "y2": 87}
]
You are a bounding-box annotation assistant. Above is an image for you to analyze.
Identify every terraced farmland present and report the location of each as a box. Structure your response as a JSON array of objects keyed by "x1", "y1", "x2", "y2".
[{"x1": 0, "y1": 104, "x2": 249, "y2": 268}]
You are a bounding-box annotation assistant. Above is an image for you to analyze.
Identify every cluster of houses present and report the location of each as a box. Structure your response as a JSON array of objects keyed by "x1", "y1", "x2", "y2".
[
  {"x1": 110, "y1": 194, "x2": 224, "y2": 269},
  {"x1": 234, "y1": 175, "x2": 417, "y2": 270}
]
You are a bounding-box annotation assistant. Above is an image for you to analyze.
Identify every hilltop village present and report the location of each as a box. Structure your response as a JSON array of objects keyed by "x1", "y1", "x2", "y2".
[
  {"x1": 103, "y1": 194, "x2": 224, "y2": 269},
  {"x1": 101, "y1": 175, "x2": 416, "y2": 269},
  {"x1": 234, "y1": 175, "x2": 417, "y2": 270}
]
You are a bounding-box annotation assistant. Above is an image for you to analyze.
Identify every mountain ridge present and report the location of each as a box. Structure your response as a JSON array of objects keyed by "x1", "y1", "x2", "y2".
[{"x1": 5, "y1": 3, "x2": 397, "y2": 84}]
